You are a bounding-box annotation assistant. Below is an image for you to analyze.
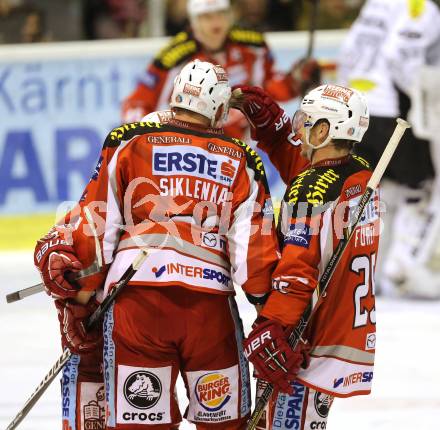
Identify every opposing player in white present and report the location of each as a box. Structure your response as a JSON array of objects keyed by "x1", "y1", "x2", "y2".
[{"x1": 339, "y1": 0, "x2": 440, "y2": 298}]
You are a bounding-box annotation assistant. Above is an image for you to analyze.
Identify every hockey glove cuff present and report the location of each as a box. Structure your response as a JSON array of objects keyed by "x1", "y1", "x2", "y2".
[
  {"x1": 243, "y1": 318, "x2": 308, "y2": 395},
  {"x1": 55, "y1": 299, "x2": 102, "y2": 355}
]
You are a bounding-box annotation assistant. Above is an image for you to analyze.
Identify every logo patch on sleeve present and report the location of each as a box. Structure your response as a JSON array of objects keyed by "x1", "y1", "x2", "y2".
[{"x1": 284, "y1": 224, "x2": 312, "y2": 248}]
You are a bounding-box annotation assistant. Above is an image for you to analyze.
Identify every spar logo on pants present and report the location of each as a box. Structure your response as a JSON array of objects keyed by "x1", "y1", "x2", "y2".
[
  {"x1": 186, "y1": 365, "x2": 239, "y2": 423},
  {"x1": 116, "y1": 365, "x2": 172, "y2": 425}
]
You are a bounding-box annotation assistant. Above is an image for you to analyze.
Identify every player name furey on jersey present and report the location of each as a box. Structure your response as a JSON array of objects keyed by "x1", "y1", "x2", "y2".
[
  {"x1": 261, "y1": 154, "x2": 380, "y2": 397},
  {"x1": 54, "y1": 120, "x2": 279, "y2": 303}
]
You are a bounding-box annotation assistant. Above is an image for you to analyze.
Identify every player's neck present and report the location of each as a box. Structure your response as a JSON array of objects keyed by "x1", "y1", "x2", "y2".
[
  {"x1": 311, "y1": 146, "x2": 350, "y2": 166},
  {"x1": 174, "y1": 110, "x2": 211, "y2": 127}
]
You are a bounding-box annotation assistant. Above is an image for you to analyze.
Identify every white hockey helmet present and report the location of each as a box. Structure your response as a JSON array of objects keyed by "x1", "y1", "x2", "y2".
[
  {"x1": 170, "y1": 59, "x2": 231, "y2": 127},
  {"x1": 187, "y1": 0, "x2": 230, "y2": 17},
  {"x1": 293, "y1": 84, "x2": 369, "y2": 152}
]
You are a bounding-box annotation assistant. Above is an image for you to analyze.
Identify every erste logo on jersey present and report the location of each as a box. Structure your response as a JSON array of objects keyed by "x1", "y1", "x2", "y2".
[
  {"x1": 153, "y1": 146, "x2": 239, "y2": 186},
  {"x1": 195, "y1": 372, "x2": 231, "y2": 411}
]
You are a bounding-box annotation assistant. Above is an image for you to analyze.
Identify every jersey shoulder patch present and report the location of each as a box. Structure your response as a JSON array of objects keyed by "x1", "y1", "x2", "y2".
[
  {"x1": 228, "y1": 27, "x2": 266, "y2": 47},
  {"x1": 105, "y1": 121, "x2": 163, "y2": 147},
  {"x1": 286, "y1": 167, "x2": 343, "y2": 208},
  {"x1": 154, "y1": 31, "x2": 197, "y2": 70},
  {"x1": 351, "y1": 154, "x2": 371, "y2": 170}
]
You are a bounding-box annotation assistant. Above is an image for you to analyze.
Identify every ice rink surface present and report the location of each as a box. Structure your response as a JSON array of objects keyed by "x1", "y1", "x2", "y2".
[{"x1": 1, "y1": 251, "x2": 440, "y2": 430}]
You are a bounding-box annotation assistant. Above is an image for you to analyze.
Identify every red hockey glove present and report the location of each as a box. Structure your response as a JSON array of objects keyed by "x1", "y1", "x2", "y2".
[
  {"x1": 231, "y1": 85, "x2": 291, "y2": 142},
  {"x1": 34, "y1": 228, "x2": 82, "y2": 299},
  {"x1": 55, "y1": 299, "x2": 102, "y2": 355},
  {"x1": 289, "y1": 58, "x2": 321, "y2": 97},
  {"x1": 243, "y1": 318, "x2": 309, "y2": 395}
]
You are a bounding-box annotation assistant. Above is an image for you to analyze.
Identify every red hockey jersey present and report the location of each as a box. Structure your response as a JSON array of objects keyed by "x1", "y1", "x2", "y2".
[
  {"x1": 261, "y1": 154, "x2": 380, "y2": 397},
  {"x1": 56, "y1": 120, "x2": 279, "y2": 300}
]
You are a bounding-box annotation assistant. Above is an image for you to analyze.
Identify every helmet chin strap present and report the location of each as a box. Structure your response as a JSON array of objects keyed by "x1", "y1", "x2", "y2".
[{"x1": 303, "y1": 127, "x2": 332, "y2": 162}]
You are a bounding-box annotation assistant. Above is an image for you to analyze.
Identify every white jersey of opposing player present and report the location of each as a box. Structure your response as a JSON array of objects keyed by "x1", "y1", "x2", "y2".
[
  {"x1": 338, "y1": 0, "x2": 403, "y2": 118},
  {"x1": 382, "y1": 0, "x2": 440, "y2": 96}
]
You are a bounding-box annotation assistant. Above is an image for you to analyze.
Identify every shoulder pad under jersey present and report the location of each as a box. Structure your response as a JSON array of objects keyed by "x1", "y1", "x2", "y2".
[
  {"x1": 286, "y1": 167, "x2": 344, "y2": 208},
  {"x1": 228, "y1": 27, "x2": 266, "y2": 47},
  {"x1": 154, "y1": 31, "x2": 198, "y2": 70},
  {"x1": 104, "y1": 121, "x2": 163, "y2": 148}
]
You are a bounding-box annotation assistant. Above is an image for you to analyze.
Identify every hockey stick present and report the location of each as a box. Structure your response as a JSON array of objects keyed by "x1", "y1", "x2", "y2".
[
  {"x1": 5, "y1": 248, "x2": 149, "y2": 430},
  {"x1": 5, "y1": 207, "x2": 103, "y2": 304},
  {"x1": 246, "y1": 118, "x2": 411, "y2": 430},
  {"x1": 306, "y1": 0, "x2": 319, "y2": 59}
]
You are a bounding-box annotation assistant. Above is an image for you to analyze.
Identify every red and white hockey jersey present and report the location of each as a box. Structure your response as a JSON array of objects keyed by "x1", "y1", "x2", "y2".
[
  {"x1": 261, "y1": 154, "x2": 380, "y2": 397},
  {"x1": 57, "y1": 119, "x2": 279, "y2": 300}
]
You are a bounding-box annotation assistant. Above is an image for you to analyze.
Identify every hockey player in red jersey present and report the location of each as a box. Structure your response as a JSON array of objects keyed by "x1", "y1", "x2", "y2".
[
  {"x1": 238, "y1": 84, "x2": 379, "y2": 429},
  {"x1": 35, "y1": 60, "x2": 279, "y2": 429},
  {"x1": 121, "y1": 0, "x2": 320, "y2": 139}
]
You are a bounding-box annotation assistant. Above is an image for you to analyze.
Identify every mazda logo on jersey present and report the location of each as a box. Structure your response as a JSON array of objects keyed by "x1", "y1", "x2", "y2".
[
  {"x1": 195, "y1": 372, "x2": 231, "y2": 412},
  {"x1": 314, "y1": 392, "x2": 333, "y2": 418},
  {"x1": 123, "y1": 371, "x2": 162, "y2": 409},
  {"x1": 152, "y1": 146, "x2": 239, "y2": 186}
]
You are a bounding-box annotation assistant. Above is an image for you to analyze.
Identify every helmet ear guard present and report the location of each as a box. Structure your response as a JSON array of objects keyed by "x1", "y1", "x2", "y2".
[{"x1": 170, "y1": 60, "x2": 232, "y2": 127}]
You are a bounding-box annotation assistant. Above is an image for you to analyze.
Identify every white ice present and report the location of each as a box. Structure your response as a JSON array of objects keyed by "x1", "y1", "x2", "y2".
[{"x1": 1, "y1": 251, "x2": 439, "y2": 430}]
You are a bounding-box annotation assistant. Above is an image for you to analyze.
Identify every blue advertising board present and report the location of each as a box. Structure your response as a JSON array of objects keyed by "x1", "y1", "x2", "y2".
[{"x1": 0, "y1": 33, "x2": 342, "y2": 214}]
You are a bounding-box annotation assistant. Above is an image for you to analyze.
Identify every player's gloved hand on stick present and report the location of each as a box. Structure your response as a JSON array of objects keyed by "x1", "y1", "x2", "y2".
[
  {"x1": 34, "y1": 227, "x2": 82, "y2": 299},
  {"x1": 243, "y1": 317, "x2": 309, "y2": 395},
  {"x1": 289, "y1": 58, "x2": 321, "y2": 97},
  {"x1": 231, "y1": 85, "x2": 291, "y2": 142},
  {"x1": 55, "y1": 299, "x2": 102, "y2": 355}
]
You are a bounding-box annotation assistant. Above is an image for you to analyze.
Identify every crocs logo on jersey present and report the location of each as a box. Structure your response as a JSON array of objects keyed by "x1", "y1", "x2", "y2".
[
  {"x1": 152, "y1": 263, "x2": 231, "y2": 287},
  {"x1": 153, "y1": 146, "x2": 239, "y2": 186},
  {"x1": 123, "y1": 371, "x2": 162, "y2": 409},
  {"x1": 314, "y1": 392, "x2": 333, "y2": 418},
  {"x1": 195, "y1": 372, "x2": 231, "y2": 411}
]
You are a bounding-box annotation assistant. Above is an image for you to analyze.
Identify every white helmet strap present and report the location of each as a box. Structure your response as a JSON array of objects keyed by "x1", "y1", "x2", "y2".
[{"x1": 302, "y1": 122, "x2": 332, "y2": 161}]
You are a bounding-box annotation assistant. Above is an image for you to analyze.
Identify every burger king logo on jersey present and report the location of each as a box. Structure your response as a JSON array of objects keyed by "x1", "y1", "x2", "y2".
[
  {"x1": 195, "y1": 372, "x2": 231, "y2": 411},
  {"x1": 186, "y1": 365, "x2": 239, "y2": 423}
]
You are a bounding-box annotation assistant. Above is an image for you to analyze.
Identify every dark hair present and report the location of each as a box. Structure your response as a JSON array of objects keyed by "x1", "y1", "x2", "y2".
[{"x1": 332, "y1": 139, "x2": 355, "y2": 152}]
